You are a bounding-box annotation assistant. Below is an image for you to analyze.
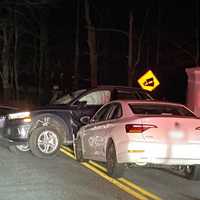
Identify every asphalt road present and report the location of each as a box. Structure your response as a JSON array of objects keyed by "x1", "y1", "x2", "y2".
[
  {"x1": 1, "y1": 145, "x2": 200, "y2": 200},
  {"x1": 124, "y1": 166, "x2": 200, "y2": 200},
  {"x1": 0, "y1": 146, "x2": 133, "y2": 200}
]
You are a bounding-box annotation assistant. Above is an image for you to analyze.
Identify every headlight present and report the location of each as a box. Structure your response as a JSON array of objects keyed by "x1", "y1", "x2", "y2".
[{"x1": 8, "y1": 111, "x2": 31, "y2": 121}]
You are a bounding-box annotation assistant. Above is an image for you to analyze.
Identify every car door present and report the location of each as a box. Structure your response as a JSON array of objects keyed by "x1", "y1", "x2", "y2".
[{"x1": 82, "y1": 103, "x2": 113, "y2": 161}]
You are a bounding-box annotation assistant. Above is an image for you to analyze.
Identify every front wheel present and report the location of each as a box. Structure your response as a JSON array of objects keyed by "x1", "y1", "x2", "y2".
[
  {"x1": 9, "y1": 143, "x2": 30, "y2": 153},
  {"x1": 106, "y1": 141, "x2": 124, "y2": 178},
  {"x1": 29, "y1": 126, "x2": 62, "y2": 159},
  {"x1": 184, "y1": 165, "x2": 200, "y2": 180},
  {"x1": 16, "y1": 143, "x2": 30, "y2": 152}
]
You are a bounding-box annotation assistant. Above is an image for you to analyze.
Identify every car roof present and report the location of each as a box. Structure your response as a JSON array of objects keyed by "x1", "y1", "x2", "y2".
[
  {"x1": 111, "y1": 99, "x2": 187, "y2": 107},
  {"x1": 91, "y1": 85, "x2": 146, "y2": 91}
]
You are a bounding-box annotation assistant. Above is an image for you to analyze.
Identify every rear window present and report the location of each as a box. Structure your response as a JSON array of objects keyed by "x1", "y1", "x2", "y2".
[{"x1": 129, "y1": 104, "x2": 196, "y2": 117}]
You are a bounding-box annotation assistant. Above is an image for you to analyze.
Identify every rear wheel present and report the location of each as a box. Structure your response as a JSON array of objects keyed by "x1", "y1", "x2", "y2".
[
  {"x1": 106, "y1": 141, "x2": 124, "y2": 178},
  {"x1": 29, "y1": 126, "x2": 62, "y2": 159},
  {"x1": 184, "y1": 165, "x2": 200, "y2": 180}
]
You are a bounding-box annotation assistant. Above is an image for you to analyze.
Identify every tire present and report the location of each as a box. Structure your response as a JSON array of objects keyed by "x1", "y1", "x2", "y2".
[
  {"x1": 106, "y1": 141, "x2": 124, "y2": 178},
  {"x1": 16, "y1": 143, "x2": 30, "y2": 152},
  {"x1": 185, "y1": 165, "x2": 200, "y2": 180},
  {"x1": 74, "y1": 137, "x2": 86, "y2": 162},
  {"x1": 9, "y1": 143, "x2": 30, "y2": 153},
  {"x1": 29, "y1": 126, "x2": 62, "y2": 159}
]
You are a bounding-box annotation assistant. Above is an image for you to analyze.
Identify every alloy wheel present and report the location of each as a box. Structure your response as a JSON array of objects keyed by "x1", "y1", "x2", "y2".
[{"x1": 37, "y1": 130, "x2": 59, "y2": 154}]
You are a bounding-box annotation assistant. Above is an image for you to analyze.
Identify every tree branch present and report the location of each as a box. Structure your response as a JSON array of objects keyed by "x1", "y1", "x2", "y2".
[
  {"x1": 85, "y1": 26, "x2": 128, "y2": 37},
  {"x1": 169, "y1": 41, "x2": 196, "y2": 62}
]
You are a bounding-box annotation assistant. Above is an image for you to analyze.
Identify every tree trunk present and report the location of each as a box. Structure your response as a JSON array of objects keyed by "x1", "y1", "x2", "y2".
[
  {"x1": 128, "y1": 12, "x2": 133, "y2": 87},
  {"x1": 38, "y1": 12, "x2": 48, "y2": 102},
  {"x1": 14, "y1": 10, "x2": 20, "y2": 101},
  {"x1": 85, "y1": 0, "x2": 98, "y2": 87},
  {"x1": 73, "y1": 0, "x2": 80, "y2": 90},
  {"x1": 156, "y1": 3, "x2": 161, "y2": 66},
  {"x1": 2, "y1": 26, "x2": 11, "y2": 102},
  {"x1": 195, "y1": 0, "x2": 199, "y2": 66}
]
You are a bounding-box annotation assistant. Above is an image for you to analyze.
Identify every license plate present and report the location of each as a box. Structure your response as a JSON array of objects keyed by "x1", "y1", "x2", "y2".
[{"x1": 169, "y1": 130, "x2": 184, "y2": 139}]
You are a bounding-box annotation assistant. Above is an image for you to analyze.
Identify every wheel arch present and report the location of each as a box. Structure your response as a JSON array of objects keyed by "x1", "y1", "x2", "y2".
[{"x1": 29, "y1": 113, "x2": 72, "y2": 144}]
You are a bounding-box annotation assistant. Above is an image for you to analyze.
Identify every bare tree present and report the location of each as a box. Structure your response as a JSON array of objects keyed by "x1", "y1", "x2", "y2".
[
  {"x1": 128, "y1": 9, "x2": 149, "y2": 86},
  {"x1": 73, "y1": 0, "x2": 80, "y2": 90},
  {"x1": 0, "y1": 0, "x2": 50, "y2": 104},
  {"x1": 195, "y1": 0, "x2": 199, "y2": 66},
  {"x1": 0, "y1": 3, "x2": 20, "y2": 103},
  {"x1": 0, "y1": 24, "x2": 11, "y2": 102},
  {"x1": 128, "y1": 12, "x2": 133, "y2": 86},
  {"x1": 38, "y1": 11, "x2": 48, "y2": 99},
  {"x1": 85, "y1": 0, "x2": 98, "y2": 87},
  {"x1": 156, "y1": 3, "x2": 161, "y2": 66},
  {"x1": 13, "y1": 10, "x2": 20, "y2": 101}
]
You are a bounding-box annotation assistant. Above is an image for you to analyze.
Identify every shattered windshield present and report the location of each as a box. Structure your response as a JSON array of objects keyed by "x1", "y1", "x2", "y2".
[{"x1": 52, "y1": 89, "x2": 86, "y2": 104}]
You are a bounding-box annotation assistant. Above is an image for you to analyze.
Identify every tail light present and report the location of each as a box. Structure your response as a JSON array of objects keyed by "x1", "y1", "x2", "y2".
[{"x1": 125, "y1": 124, "x2": 157, "y2": 133}]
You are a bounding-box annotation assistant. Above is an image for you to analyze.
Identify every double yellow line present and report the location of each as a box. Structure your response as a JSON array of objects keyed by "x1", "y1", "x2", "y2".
[{"x1": 60, "y1": 145, "x2": 162, "y2": 200}]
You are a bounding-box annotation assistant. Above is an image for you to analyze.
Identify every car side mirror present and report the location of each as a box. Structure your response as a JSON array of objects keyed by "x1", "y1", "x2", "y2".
[
  {"x1": 80, "y1": 116, "x2": 91, "y2": 125},
  {"x1": 77, "y1": 101, "x2": 87, "y2": 108}
]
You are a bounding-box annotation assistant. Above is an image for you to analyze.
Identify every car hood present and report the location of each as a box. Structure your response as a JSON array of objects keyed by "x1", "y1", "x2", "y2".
[{"x1": 31, "y1": 104, "x2": 71, "y2": 111}]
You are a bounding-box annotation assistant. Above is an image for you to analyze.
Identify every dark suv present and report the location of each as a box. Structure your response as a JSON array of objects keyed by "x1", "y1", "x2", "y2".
[{"x1": 1, "y1": 85, "x2": 153, "y2": 158}]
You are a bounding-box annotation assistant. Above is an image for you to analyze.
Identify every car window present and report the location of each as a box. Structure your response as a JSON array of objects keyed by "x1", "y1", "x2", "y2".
[
  {"x1": 129, "y1": 103, "x2": 196, "y2": 117},
  {"x1": 78, "y1": 90, "x2": 111, "y2": 105},
  {"x1": 92, "y1": 104, "x2": 113, "y2": 122},
  {"x1": 108, "y1": 103, "x2": 122, "y2": 120}
]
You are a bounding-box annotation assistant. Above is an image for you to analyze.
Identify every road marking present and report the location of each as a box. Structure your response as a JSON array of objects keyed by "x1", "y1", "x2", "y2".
[
  {"x1": 128, "y1": 150, "x2": 145, "y2": 153},
  {"x1": 60, "y1": 148, "x2": 76, "y2": 159},
  {"x1": 60, "y1": 148, "x2": 148, "y2": 200},
  {"x1": 119, "y1": 178, "x2": 161, "y2": 200},
  {"x1": 88, "y1": 160, "x2": 161, "y2": 200},
  {"x1": 61, "y1": 145, "x2": 73, "y2": 153},
  {"x1": 60, "y1": 146, "x2": 162, "y2": 200}
]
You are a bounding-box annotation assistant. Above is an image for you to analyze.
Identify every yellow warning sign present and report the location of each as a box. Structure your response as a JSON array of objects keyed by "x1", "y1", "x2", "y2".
[{"x1": 137, "y1": 70, "x2": 160, "y2": 91}]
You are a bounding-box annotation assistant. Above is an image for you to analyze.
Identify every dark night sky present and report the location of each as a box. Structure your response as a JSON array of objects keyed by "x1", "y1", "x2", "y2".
[{"x1": 47, "y1": 0, "x2": 199, "y2": 104}]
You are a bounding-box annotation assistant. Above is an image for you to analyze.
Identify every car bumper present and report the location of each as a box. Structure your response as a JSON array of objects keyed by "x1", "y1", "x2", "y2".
[
  {"x1": 0, "y1": 124, "x2": 31, "y2": 146},
  {"x1": 117, "y1": 141, "x2": 200, "y2": 166}
]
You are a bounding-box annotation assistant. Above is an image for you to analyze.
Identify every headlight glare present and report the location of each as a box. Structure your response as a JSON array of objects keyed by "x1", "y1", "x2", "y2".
[{"x1": 8, "y1": 112, "x2": 31, "y2": 120}]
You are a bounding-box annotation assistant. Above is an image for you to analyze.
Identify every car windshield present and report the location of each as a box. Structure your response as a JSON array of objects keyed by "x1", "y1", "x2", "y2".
[
  {"x1": 116, "y1": 90, "x2": 153, "y2": 100},
  {"x1": 129, "y1": 103, "x2": 196, "y2": 117},
  {"x1": 52, "y1": 89, "x2": 86, "y2": 104}
]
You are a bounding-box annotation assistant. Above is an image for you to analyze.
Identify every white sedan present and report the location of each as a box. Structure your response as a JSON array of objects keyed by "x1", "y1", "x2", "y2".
[{"x1": 74, "y1": 100, "x2": 200, "y2": 179}]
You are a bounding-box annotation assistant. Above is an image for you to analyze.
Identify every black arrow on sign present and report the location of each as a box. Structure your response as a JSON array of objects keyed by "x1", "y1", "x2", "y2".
[{"x1": 143, "y1": 77, "x2": 154, "y2": 87}]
